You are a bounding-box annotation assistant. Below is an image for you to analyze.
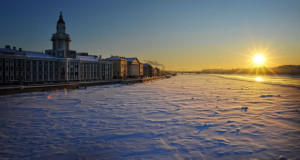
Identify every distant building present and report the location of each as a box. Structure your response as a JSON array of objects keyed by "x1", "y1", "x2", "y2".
[
  {"x1": 139, "y1": 63, "x2": 144, "y2": 77},
  {"x1": 143, "y1": 63, "x2": 153, "y2": 77},
  {"x1": 126, "y1": 57, "x2": 143, "y2": 78},
  {"x1": 106, "y1": 56, "x2": 127, "y2": 79},
  {"x1": 76, "y1": 53, "x2": 113, "y2": 81},
  {"x1": 153, "y1": 67, "x2": 160, "y2": 76}
]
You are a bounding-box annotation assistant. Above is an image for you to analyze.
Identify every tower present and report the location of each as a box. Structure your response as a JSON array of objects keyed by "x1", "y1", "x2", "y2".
[{"x1": 46, "y1": 12, "x2": 72, "y2": 58}]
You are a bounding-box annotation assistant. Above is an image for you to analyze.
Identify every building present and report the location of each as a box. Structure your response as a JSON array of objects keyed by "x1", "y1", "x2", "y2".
[
  {"x1": 153, "y1": 67, "x2": 160, "y2": 76},
  {"x1": 143, "y1": 63, "x2": 153, "y2": 77},
  {"x1": 0, "y1": 45, "x2": 114, "y2": 84},
  {"x1": 106, "y1": 56, "x2": 127, "y2": 79},
  {"x1": 125, "y1": 57, "x2": 143, "y2": 78},
  {"x1": 0, "y1": 12, "x2": 113, "y2": 85},
  {"x1": 139, "y1": 63, "x2": 143, "y2": 77},
  {"x1": 76, "y1": 53, "x2": 113, "y2": 80},
  {"x1": 0, "y1": 45, "x2": 66, "y2": 84},
  {"x1": 76, "y1": 53, "x2": 100, "y2": 81}
]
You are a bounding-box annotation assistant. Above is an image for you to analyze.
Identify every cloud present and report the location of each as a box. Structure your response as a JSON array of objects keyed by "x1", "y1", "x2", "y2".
[{"x1": 143, "y1": 60, "x2": 164, "y2": 67}]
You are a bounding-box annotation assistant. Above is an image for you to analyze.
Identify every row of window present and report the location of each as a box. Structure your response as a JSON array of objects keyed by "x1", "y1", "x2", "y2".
[{"x1": 0, "y1": 58, "x2": 113, "y2": 84}]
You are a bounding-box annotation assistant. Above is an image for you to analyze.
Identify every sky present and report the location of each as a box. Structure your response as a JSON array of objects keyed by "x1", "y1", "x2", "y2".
[{"x1": 0, "y1": 0, "x2": 299, "y2": 71}]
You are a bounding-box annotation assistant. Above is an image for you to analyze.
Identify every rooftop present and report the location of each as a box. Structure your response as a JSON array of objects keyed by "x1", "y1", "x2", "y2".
[
  {"x1": 125, "y1": 57, "x2": 137, "y2": 62},
  {"x1": 25, "y1": 51, "x2": 56, "y2": 59},
  {"x1": 106, "y1": 56, "x2": 126, "y2": 60},
  {"x1": 0, "y1": 48, "x2": 55, "y2": 59},
  {"x1": 76, "y1": 55, "x2": 99, "y2": 62}
]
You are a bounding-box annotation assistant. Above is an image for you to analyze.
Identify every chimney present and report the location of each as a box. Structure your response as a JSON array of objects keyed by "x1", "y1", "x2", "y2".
[
  {"x1": 13, "y1": 46, "x2": 16, "y2": 50},
  {"x1": 5, "y1": 45, "x2": 10, "y2": 49},
  {"x1": 19, "y1": 48, "x2": 22, "y2": 52}
]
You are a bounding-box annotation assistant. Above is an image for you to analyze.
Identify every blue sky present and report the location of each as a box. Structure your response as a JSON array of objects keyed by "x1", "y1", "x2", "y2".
[{"x1": 1, "y1": 0, "x2": 299, "y2": 70}]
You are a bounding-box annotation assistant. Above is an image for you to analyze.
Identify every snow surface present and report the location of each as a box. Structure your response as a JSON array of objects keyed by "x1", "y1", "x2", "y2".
[
  {"x1": 0, "y1": 74, "x2": 299, "y2": 159},
  {"x1": 216, "y1": 74, "x2": 300, "y2": 88}
]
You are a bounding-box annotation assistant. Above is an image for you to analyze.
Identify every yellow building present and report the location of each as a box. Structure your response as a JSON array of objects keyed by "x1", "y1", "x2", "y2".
[
  {"x1": 126, "y1": 58, "x2": 143, "y2": 78},
  {"x1": 106, "y1": 56, "x2": 127, "y2": 79}
]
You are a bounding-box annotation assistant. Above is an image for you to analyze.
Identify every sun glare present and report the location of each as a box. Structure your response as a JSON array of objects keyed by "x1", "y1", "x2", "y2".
[
  {"x1": 255, "y1": 77, "x2": 264, "y2": 82},
  {"x1": 253, "y1": 54, "x2": 265, "y2": 66}
]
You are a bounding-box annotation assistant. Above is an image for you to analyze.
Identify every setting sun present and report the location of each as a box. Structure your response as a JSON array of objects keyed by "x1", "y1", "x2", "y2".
[{"x1": 253, "y1": 54, "x2": 265, "y2": 66}]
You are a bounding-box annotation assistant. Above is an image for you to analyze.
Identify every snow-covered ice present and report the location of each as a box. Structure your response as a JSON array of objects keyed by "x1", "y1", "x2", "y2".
[{"x1": 0, "y1": 74, "x2": 299, "y2": 159}]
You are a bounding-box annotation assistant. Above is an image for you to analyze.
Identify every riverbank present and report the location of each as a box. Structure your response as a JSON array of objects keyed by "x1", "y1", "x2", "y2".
[{"x1": 0, "y1": 76, "x2": 168, "y2": 96}]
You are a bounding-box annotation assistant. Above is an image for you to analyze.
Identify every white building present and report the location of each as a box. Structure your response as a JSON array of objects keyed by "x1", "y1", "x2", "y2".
[
  {"x1": 99, "y1": 60, "x2": 113, "y2": 80},
  {"x1": 0, "y1": 46, "x2": 67, "y2": 84},
  {"x1": 76, "y1": 53, "x2": 113, "y2": 81}
]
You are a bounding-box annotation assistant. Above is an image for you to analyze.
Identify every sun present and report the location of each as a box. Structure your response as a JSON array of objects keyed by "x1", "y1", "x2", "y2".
[{"x1": 253, "y1": 53, "x2": 265, "y2": 66}]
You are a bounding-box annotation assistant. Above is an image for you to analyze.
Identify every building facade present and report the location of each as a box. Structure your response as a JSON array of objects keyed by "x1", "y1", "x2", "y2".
[
  {"x1": 77, "y1": 53, "x2": 113, "y2": 81},
  {"x1": 106, "y1": 56, "x2": 127, "y2": 79},
  {"x1": 0, "y1": 47, "x2": 113, "y2": 84},
  {"x1": 0, "y1": 46, "x2": 68, "y2": 84},
  {"x1": 99, "y1": 60, "x2": 113, "y2": 80},
  {"x1": 139, "y1": 63, "x2": 144, "y2": 77},
  {"x1": 126, "y1": 58, "x2": 143, "y2": 78},
  {"x1": 143, "y1": 63, "x2": 153, "y2": 77},
  {"x1": 153, "y1": 67, "x2": 161, "y2": 77}
]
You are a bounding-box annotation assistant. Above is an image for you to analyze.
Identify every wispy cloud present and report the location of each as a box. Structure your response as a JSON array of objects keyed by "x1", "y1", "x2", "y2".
[{"x1": 143, "y1": 60, "x2": 164, "y2": 67}]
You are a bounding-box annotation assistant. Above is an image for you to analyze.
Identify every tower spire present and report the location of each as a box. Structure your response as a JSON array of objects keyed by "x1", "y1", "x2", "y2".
[
  {"x1": 57, "y1": 11, "x2": 65, "y2": 24},
  {"x1": 47, "y1": 11, "x2": 71, "y2": 58}
]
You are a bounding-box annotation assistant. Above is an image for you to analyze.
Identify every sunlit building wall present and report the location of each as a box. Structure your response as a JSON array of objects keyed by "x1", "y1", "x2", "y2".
[
  {"x1": 106, "y1": 56, "x2": 127, "y2": 79},
  {"x1": 139, "y1": 63, "x2": 143, "y2": 77},
  {"x1": 126, "y1": 57, "x2": 142, "y2": 78}
]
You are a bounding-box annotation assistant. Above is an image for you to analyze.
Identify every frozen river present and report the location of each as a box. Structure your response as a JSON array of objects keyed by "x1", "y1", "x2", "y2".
[{"x1": 0, "y1": 74, "x2": 300, "y2": 159}]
